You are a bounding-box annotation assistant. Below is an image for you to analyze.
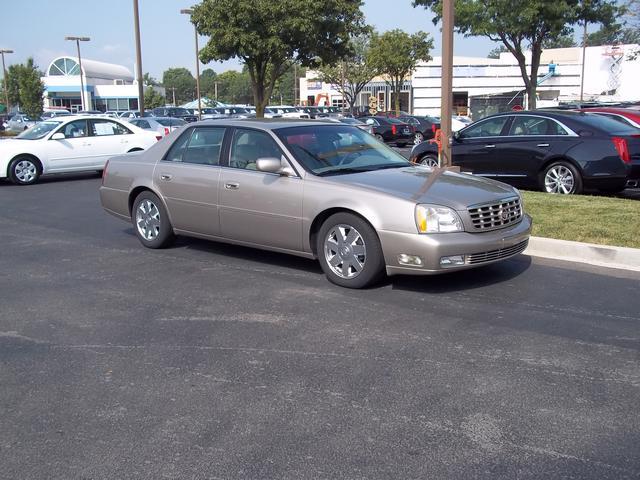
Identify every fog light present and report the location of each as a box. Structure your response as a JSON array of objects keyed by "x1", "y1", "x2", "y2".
[
  {"x1": 398, "y1": 254, "x2": 424, "y2": 266},
  {"x1": 440, "y1": 255, "x2": 465, "y2": 267}
]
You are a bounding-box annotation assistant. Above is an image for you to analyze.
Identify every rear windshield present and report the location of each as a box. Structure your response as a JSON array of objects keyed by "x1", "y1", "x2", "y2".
[{"x1": 578, "y1": 113, "x2": 640, "y2": 135}]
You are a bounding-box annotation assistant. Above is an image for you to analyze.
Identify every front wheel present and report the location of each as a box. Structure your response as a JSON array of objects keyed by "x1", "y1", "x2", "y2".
[
  {"x1": 418, "y1": 154, "x2": 439, "y2": 168},
  {"x1": 374, "y1": 133, "x2": 384, "y2": 142},
  {"x1": 132, "y1": 191, "x2": 175, "y2": 248},
  {"x1": 317, "y1": 213, "x2": 385, "y2": 289},
  {"x1": 541, "y1": 161, "x2": 582, "y2": 194},
  {"x1": 8, "y1": 156, "x2": 40, "y2": 185}
]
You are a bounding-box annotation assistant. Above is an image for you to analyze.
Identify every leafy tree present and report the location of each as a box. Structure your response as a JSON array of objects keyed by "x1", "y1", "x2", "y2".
[
  {"x1": 216, "y1": 70, "x2": 253, "y2": 104},
  {"x1": 162, "y1": 67, "x2": 196, "y2": 105},
  {"x1": 144, "y1": 87, "x2": 165, "y2": 109},
  {"x1": 143, "y1": 72, "x2": 158, "y2": 86},
  {"x1": 192, "y1": 0, "x2": 366, "y2": 117},
  {"x1": 200, "y1": 68, "x2": 218, "y2": 100},
  {"x1": 543, "y1": 34, "x2": 578, "y2": 49},
  {"x1": 5, "y1": 58, "x2": 44, "y2": 118},
  {"x1": 271, "y1": 63, "x2": 306, "y2": 105},
  {"x1": 414, "y1": 0, "x2": 618, "y2": 109},
  {"x1": 368, "y1": 29, "x2": 433, "y2": 114},
  {"x1": 487, "y1": 45, "x2": 508, "y2": 59},
  {"x1": 317, "y1": 33, "x2": 378, "y2": 114},
  {"x1": 586, "y1": 22, "x2": 640, "y2": 45}
]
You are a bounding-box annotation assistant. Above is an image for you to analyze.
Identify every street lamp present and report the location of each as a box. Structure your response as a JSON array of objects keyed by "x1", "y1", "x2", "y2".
[
  {"x1": 133, "y1": 0, "x2": 145, "y2": 116},
  {"x1": 65, "y1": 36, "x2": 90, "y2": 111},
  {"x1": 180, "y1": 8, "x2": 202, "y2": 120},
  {"x1": 0, "y1": 49, "x2": 13, "y2": 116}
]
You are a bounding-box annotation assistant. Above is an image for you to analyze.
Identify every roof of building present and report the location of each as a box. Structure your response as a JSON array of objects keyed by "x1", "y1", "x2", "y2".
[{"x1": 46, "y1": 56, "x2": 133, "y2": 81}]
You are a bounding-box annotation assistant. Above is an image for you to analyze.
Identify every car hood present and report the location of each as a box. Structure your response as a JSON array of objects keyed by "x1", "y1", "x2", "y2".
[{"x1": 325, "y1": 166, "x2": 518, "y2": 210}]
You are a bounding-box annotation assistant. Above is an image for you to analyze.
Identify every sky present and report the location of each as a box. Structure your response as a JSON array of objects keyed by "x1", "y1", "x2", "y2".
[{"x1": 1, "y1": 0, "x2": 500, "y2": 79}]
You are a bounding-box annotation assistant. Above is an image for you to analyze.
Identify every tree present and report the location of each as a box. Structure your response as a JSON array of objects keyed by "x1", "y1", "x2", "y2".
[
  {"x1": 200, "y1": 68, "x2": 218, "y2": 100},
  {"x1": 487, "y1": 45, "x2": 508, "y2": 59},
  {"x1": 216, "y1": 70, "x2": 253, "y2": 104},
  {"x1": 143, "y1": 72, "x2": 158, "y2": 86},
  {"x1": 414, "y1": 0, "x2": 618, "y2": 109},
  {"x1": 543, "y1": 34, "x2": 578, "y2": 49},
  {"x1": 144, "y1": 87, "x2": 165, "y2": 109},
  {"x1": 271, "y1": 63, "x2": 306, "y2": 105},
  {"x1": 192, "y1": 0, "x2": 366, "y2": 117},
  {"x1": 162, "y1": 67, "x2": 196, "y2": 105},
  {"x1": 317, "y1": 33, "x2": 378, "y2": 114},
  {"x1": 368, "y1": 29, "x2": 433, "y2": 114},
  {"x1": 586, "y1": 23, "x2": 640, "y2": 45},
  {"x1": 5, "y1": 58, "x2": 44, "y2": 118}
]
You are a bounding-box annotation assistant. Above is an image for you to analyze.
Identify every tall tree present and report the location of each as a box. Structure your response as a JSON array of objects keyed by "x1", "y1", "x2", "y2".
[
  {"x1": 144, "y1": 87, "x2": 165, "y2": 109},
  {"x1": 368, "y1": 29, "x2": 433, "y2": 114},
  {"x1": 143, "y1": 72, "x2": 158, "y2": 86},
  {"x1": 192, "y1": 0, "x2": 366, "y2": 117},
  {"x1": 216, "y1": 70, "x2": 253, "y2": 104},
  {"x1": 200, "y1": 68, "x2": 218, "y2": 101},
  {"x1": 414, "y1": 0, "x2": 618, "y2": 109},
  {"x1": 162, "y1": 67, "x2": 196, "y2": 105},
  {"x1": 5, "y1": 58, "x2": 44, "y2": 118},
  {"x1": 317, "y1": 33, "x2": 378, "y2": 114}
]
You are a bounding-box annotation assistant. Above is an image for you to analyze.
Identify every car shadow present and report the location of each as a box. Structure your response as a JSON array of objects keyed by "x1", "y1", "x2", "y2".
[{"x1": 0, "y1": 171, "x2": 101, "y2": 186}]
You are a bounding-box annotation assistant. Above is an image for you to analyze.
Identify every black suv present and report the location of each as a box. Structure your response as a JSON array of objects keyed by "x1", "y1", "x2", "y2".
[{"x1": 151, "y1": 107, "x2": 198, "y2": 123}]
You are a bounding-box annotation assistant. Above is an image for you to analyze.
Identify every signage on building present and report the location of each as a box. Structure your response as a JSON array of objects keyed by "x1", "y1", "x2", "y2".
[{"x1": 307, "y1": 80, "x2": 322, "y2": 91}]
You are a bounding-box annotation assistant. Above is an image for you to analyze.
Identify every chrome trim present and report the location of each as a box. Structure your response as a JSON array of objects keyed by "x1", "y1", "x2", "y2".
[
  {"x1": 467, "y1": 196, "x2": 522, "y2": 231},
  {"x1": 466, "y1": 239, "x2": 529, "y2": 264}
]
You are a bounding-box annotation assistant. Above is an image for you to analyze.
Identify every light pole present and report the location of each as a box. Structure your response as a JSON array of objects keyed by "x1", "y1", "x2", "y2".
[
  {"x1": 133, "y1": 0, "x2": 145, "y2": 116},
  {"x1": 440, "y1": 0, "x2": 454, "y2": 168},
  {"x1": 180, "y1": 8, "x2": 202, "y2": 120},
  {"x1": 0, "y1": 49, "x2": 13, "y2": 115},
  {"x1": 65, "y1": 36, "x2": 90, "y2": 111}
]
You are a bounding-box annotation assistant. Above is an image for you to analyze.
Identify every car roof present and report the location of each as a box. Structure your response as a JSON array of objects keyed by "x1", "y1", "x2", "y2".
[{"x1": 191, "y1": 118, "x2": 338, "y2": 130}]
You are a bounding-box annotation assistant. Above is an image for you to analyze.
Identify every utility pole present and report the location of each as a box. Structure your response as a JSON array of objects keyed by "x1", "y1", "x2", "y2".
[
  {"x1": 293, "y1": 63, "x2": 297, "y2": 105},
  {"x1": 133, "y1": 0, "x2": 145, "y2": 116},
  {"x1": 214, "y1": 82, "x2": 218, "y2": 102},
  {"x1": 0, "y1": 49, "x2": 13, "y2": 116},
  {"x1": 341, "y1": 60, "x2": 346, "y2": 115},
  {"x1": 180, "y1": 9, "x2": 202, "y2": 120},
  {"x1": 65, "y1": 36, "x2": 90, "y2": 111},
  {"x1": 440, "y1": 0, "x2": 454, "y2": 168},
  {"x1": 580, "y1": 19, "x2": 587, "y2": 103}
]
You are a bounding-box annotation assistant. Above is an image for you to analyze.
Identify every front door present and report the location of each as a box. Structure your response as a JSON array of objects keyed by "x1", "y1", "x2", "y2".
[
  {"x1": 153, "y1": 126, "x2": 225, "y2": 237},
  {"x1": 453, "y1": 115, "x2": 512, "y2": 175},
  {"x1": 219, "y1": 128, "x2": 304, "y2": 252},
  {"x1": 46, "y1": 119, "x2": 92, "y2": 172}
]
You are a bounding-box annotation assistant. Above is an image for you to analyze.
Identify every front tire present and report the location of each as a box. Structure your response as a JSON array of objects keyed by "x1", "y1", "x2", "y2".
[
  {"x1": 8, "y1": 156, "x2": 40, "y2": 185},
  {"x1": 541, "y1": 161, "x2": 582, "y2": 194},
  {"x1": 317, "y1": 213, "x2": 385, "y2": 289},
  {"x1": 418, "y1": 154, "x2": 439, "y2": 168},
  {"x1": 132, "y1": 191, "x2": 175, "y2": 248}
]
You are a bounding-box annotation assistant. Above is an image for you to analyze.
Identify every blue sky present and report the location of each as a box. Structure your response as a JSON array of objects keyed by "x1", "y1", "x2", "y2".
[{"x1": 1, "y1": 0, "x2": 499, "y2": 78}]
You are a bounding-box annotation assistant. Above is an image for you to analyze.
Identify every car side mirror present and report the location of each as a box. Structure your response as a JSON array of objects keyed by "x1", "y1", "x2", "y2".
[
  {"x1": 256, "y1": 157, "x2": 295, "y2": 176},
  {"x1": 50, "y1": 132, "x2": 65, "y2": 140},
  {"x1": 453, "y1": 131, "x2": 462, "y2": 142}
]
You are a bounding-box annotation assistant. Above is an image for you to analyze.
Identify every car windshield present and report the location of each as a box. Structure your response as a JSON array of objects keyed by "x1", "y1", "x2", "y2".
[
  {"x1": 578, "y1": 113, "x2": 640, "y2": 135},
  {"x1": 16, "y1": 121, "x2": 62, "y2": 140},
  {"x1": 387, "y1": 118, "x2": 407, "y2": 124},
  {"x1": 340, "y1": 118, "x2": 364, "y2": 125},
  {"x1": 276, "y1": 125, "x2": 410, "y2": 176}
]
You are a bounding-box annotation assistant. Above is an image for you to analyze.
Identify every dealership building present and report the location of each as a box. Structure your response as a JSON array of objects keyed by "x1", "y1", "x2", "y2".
[
  {"x1": 42, "y1": 56, "x2": 154, "y2": 112},
  {"x1": 299, "y1": 44, "x2": 640, "y2": 119}
]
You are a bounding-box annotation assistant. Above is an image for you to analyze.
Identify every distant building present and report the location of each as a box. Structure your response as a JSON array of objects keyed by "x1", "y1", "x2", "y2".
[{"x1": 42, "y1": 56, "x2": 163, "y2": 112}]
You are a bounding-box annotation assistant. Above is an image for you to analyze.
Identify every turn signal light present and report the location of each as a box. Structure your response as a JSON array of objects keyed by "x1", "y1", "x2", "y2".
[
  {"x1": 612, "y1": 137, "x2": 630, "y2": 164},
  {"x1": 164, "y1": 127, "x2": 170, "y2": 136}
]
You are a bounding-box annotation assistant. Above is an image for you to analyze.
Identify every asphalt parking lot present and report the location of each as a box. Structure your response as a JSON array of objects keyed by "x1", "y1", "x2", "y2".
[{"x1": 1, "y1": 173, "x2": 639, "y2": 479}]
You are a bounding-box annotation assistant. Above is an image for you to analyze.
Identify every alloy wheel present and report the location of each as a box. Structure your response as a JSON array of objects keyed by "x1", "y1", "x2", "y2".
[
  {"x1": 414, "y1": 132, "x2": 424, "y2": 145},
  {"x1": 136, "y1": 199, "x2": 161, "y2": 240},
  {"x1": 545, "y1": 165, "x2": 575, "y2": 194},
  {"x1": 14, "y1": 160, "x2": 37, "y2": 183},
  {"x1": 323, "y1": 224, "x2": 367, "y2": 279},
  {"x1": 420, "y1": 155, "x2": 439, "y2": 168}
]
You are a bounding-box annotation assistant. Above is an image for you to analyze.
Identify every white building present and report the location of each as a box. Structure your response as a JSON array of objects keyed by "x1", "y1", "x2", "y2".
[
  {"x1": 43, "y1": 56, "x2": 162, "y2": 112},
  {"x1": 412, "y1": 44, "x2": 640, "y2": 118}
]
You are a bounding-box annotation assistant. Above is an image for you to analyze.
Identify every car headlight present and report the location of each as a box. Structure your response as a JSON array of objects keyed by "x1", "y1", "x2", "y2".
[{"x1": 415, "y1": 204, "x2": 463, "y2": 233}]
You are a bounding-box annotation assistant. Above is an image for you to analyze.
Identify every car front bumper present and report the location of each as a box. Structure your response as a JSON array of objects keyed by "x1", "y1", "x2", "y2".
[{"x1": 379, "y1": 214, "x2": 532, "y2": 276}]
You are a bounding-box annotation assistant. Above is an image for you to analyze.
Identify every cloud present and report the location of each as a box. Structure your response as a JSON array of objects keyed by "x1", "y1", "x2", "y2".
[{"x1": 102, "y1": 44, "x2": 122, "y2": 53}]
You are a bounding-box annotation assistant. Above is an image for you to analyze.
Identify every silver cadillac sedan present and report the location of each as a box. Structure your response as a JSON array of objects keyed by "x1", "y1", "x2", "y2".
[{"x1": 100, "y1": 119, "x2": 532, "y2": 288}]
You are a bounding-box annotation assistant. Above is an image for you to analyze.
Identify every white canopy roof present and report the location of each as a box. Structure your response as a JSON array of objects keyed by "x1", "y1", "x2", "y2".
[{"x1": 47, "y1": 56, "x2": 133, "y2": 81}]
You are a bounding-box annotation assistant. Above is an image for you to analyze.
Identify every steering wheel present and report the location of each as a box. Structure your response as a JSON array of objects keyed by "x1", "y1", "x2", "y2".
[{"x1": 337, "y1": 150, "x2": 362, "y2": 166}]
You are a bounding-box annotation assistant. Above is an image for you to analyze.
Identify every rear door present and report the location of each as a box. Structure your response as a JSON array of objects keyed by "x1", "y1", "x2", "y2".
[
  {"x1": 88, "y1": 118, "x2": 137, "y2": 167},
  {"x1": 452, "y1": 115, "x2": 512, "y2": 174},
  {"x1": 153, "y1": 126, "x2": 225, "y2": 236}
]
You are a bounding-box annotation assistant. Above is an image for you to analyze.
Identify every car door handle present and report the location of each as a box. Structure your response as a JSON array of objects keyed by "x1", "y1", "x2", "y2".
[
  {"x1": 160, "y1": 174, "x2": 172, "y2": 181},
  {"x1": 484, "y1": 144, "x2": 496, "y2": 148},
  {"x1": 225, "y1": 182, "x2": 240, "y2": 190},
  {"x1": 537, "y1": 143, "x2": 550, "y2": 147},
  {"x1": 82, "y1": 142, "x2": 92, "y2": 147}
]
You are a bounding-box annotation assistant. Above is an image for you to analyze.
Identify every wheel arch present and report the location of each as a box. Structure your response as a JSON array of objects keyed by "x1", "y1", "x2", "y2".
[
  {"x1": 539, "y1": 155, "x2": 582, "y2": 176},
  {"x1": 308, "y1": 207, "x2": 380, "y2": 257},
  {"x1": 127, "y1": 147, "x2": 144, "y2": 153},
  {"x1": 8, "y1": 153, "x2": 43, "y2": 175}
]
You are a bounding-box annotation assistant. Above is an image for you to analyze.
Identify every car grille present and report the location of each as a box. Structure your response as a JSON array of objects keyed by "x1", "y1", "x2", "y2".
[
  {"x1": 467, "y1": 239, "x2": 529, "y2": 265},
  {"x1": 468, "y1": 197, "x2": 522, "y2": 231}
]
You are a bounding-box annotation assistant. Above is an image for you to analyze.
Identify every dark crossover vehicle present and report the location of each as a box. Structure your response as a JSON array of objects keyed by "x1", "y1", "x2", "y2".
[
  {"x1": 410, "y1": 110, "x2": 640, "y2": 194},
  {"x1": 151, "y1": 107, "x2": 198, "y2": 123},
  {"x1": 100, "y1": 119, "x2": 531, "y2": 288},
  {"x1": 361, "y1": 116, "x2": 415, "y2": 147},
  {"x1": 399, "y1": 115, "x2": 441, "y2": 144}
]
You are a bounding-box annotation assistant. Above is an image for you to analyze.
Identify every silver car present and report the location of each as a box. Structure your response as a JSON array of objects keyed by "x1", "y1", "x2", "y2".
[{"x1": 100, "y1": 120, "x2": 531, "y2": 288}]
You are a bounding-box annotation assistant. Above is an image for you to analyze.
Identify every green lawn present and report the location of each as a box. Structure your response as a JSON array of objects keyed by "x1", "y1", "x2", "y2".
[{"x1": 522, "y1": 191, "x2": 640, "y2": 248}]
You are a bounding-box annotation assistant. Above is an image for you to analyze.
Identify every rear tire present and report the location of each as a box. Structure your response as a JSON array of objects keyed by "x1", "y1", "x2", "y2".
[
  {"x1": 374, "y1": 133, "x2": 384, "y2": 142},
  {"x1": 131, "y1": 191, "x2": 175, "y2": 248},
  {"x1": 8, "y1": 156, "x2": 40, "y2": 185},
  {"x1": 541, "y1": 161, "x2": 582, "y2": 194},
  {"x1": 317, "y1": 213, "x2": 385, "y2": 289}
]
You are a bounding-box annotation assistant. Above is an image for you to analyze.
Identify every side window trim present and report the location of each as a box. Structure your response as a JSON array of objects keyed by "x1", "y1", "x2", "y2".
[
  {"x1": 225, "y1": 127, "x2": 300, "y2": 177},
  {"x1": 161, "y1": 127, "x2": 195, "y2": 163},
  {"x1": 460, "y1": 116, "x2": 511, "y2": 139}
]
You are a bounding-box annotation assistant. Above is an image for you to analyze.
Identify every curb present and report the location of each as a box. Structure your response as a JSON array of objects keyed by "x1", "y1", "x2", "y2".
[{"x1": 524, "y1": 236, "x2": 640, "y2": 273}]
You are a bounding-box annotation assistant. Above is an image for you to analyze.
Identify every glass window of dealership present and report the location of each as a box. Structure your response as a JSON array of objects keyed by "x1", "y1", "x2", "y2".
[{"x1": 43, "y1": 56, "x2": 140, "y2": 112}]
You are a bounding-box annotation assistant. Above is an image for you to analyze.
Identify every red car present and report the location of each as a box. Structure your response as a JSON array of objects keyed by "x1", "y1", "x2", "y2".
[{"x1": 578, "y1": 107, "x2": 640, "y2": 129}]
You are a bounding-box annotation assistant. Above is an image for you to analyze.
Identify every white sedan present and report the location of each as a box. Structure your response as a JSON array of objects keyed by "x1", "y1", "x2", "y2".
[{"x1": 0, "y1": 115, "x2": 160, "y2": 185}]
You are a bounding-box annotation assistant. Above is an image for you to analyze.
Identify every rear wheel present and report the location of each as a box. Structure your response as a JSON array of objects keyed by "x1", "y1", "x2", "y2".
[
  {"x1": 414, "y1": 132, "x2": 424, "y2": 145},
  {"x1": 132, "y1": 191, "x2": 175, "y2": 248},
  {"x1": 541, "y1": 161, "x2": 582, "y2": 194},
  {"x1": 8, "y1": 156, "x2": 40, "y2": 185},
  {"x1": 317, "y1": 213, "x2": 385, "y2": 289},
  {"x1": 374, "y1": 133, "x2": 384, "y2": 142},
  {"x1": 418, "y1": 154, "x2": 439, "y2": 168}
]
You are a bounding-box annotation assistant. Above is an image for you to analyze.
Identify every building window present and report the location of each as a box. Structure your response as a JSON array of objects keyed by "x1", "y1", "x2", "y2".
[{"x1": 48, "y1": 58, "x2": 81, "y2": 76}]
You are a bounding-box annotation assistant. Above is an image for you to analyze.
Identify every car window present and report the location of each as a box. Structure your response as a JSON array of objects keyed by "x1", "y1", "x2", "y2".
[
  {"x1": 90, "y1": 119, "x2": 131, "y2": 136},
  {"x1": 578, "y1": 113, "x2": 640, "y2": 135},
  {"x1": 460, "y1": 116, "x2": 509, "y2": 138},
  {"x1": 365, "y1": 118, "x2": 379, "y2": 126},
  {"x1": 229, "y1": 129, "x2": 283, "y2": 171},
  {"x1": 60, "y1": 120, "x2": 88, "y2": 138},
  {"x1": 592, "y1": 112, "x2": 638, "y2": 128},
  {"x1": 508, "y1": 116, "x2": 568, "y2": 136},
  {"x1": 164, "y1": 127, "x2": 224, "y2": 165}
]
